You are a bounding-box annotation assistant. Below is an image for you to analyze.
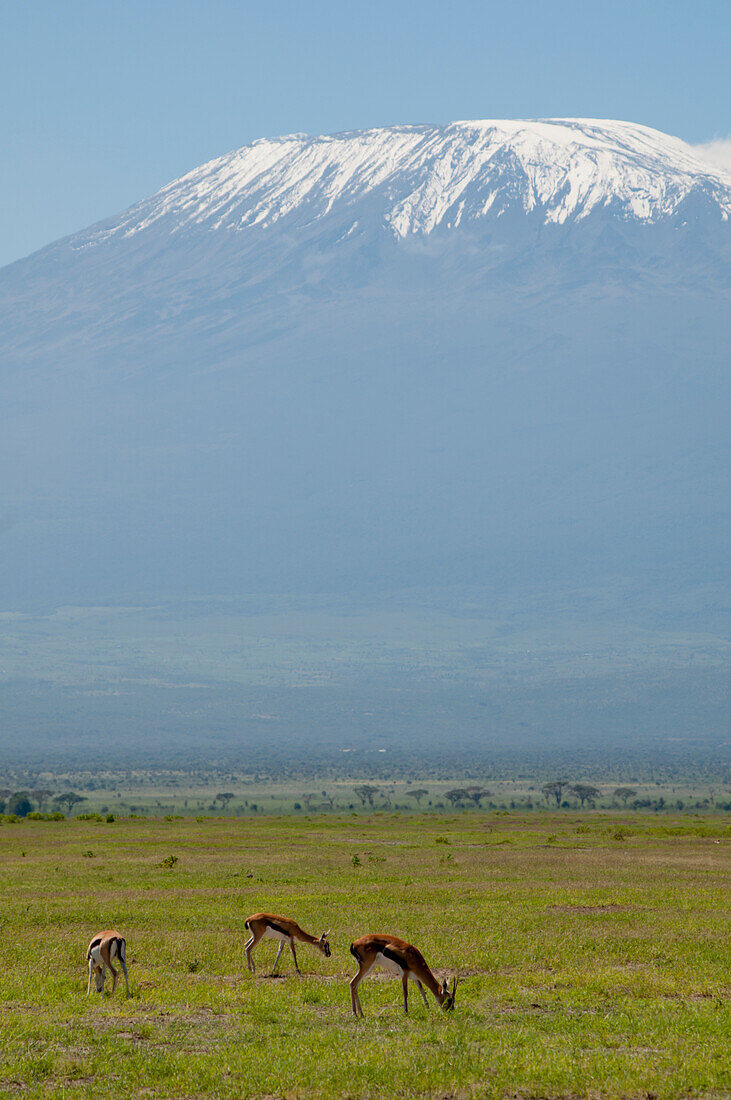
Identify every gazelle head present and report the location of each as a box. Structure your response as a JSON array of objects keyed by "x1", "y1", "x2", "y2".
[
  {"x1": 440, "y1": 975, "x2": 458, "y2": 1011},
  {"x1": 92, "y1": 964, "x2": 105, "y2": 993},
  {"x1": 318, "y1": 931, "x2": 332, "y2": 958}
]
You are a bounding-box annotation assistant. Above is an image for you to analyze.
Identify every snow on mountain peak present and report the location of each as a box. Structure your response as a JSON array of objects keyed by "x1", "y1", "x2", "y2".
[{"x1": 83, "y1": 118, "x2": 731, "y2": 248}]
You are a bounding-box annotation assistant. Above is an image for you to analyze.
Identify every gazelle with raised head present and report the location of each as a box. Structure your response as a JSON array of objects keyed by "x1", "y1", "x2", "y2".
[
  {"x1": 86, "y1": 929, "x2": 130, "y2": 996},
  {"x1": 349, "y1": 934, "x2": 457, "y2": 1016},
  {"x1": 244, "y1": 913, "x2": 331, "y2": 975}
]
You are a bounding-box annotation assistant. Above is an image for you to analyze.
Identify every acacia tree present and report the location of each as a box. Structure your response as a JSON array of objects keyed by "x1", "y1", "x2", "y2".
[
  {"x1": 31, "y1": 789, "x2": 55, "y2": 811},
  {"x1": 465, "y1": 786, "x2": 492, "y2": 807},
  {"x1": 53, "y1": 792, "x2": 87, "y2": 815},
  {"x1": 541, "y1": 781, "x2": 568, "y2": 807},
  {"x1": 354, "y1": 785, "x2": 380, "y2": 808},
  {"x1": 405, "y1": 788, "x2": 429, "y2": 805},
  {"x1": 445, "y1": 788, "x2": 469, "y2": 807},
  {"x1": 613, "y1": 787, "x2": 637, "y2": 807},
  {"x1": 216, "y1": 792, "x2": 235, "y2": 811},
  {"x1": 571, "y1": 784, "x2": 600, "y2": 808}
]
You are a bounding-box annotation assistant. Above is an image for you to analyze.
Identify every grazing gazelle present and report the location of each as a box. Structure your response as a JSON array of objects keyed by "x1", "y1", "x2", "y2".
[
  {"x1": 349, "y1": 934, "x2": 458, "y2": 1017},
  {"x1": 244, "y1": 913, "x2": 331, "y2": 975},
  {"x1": 86, "y1": 929, "x2": 130, "y2": 996}
]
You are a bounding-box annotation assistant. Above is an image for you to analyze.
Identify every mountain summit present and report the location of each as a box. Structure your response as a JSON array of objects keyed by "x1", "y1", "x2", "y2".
[{"x1": 81, "y1": 118, "x2": 730, "y2": 246}]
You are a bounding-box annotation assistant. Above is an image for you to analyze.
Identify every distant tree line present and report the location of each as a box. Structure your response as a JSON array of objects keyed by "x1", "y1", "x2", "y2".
[
  {"x1": 0, "y1": 788, "x2": 87, "y2": 817},
  {"x1": 1, "y1": 775, "x2": 728, "y2": 819}
]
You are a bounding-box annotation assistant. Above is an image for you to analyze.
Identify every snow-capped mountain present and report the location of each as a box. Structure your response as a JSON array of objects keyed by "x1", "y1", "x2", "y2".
[
  {"x1": 0, "y1": 118, "x2": 729, "y2": 609},
  {"x1": 81, "y1": 118, "x2": 729, "y2": 244}
]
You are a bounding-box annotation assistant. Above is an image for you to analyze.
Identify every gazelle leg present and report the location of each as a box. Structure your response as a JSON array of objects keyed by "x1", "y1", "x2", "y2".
[
  {"x1": 417, "y1": 980, "x2": 429, "y2": 1007},
  {"x1": 108, "y1": 962, "x2": 118, "y2": 993},
  {"x1": 87, "y1": 959, "x2": 94, "y2": 995},
  {"x1": 402, "y1": 974, "x2": 409, "y2": 1014},
  {"x1": 350, "y1": 962, "x2": 371, "y2": 1017},
  {"x1": 272, "y1": 940, "x2": 286, "y2": 974},
  {"x1": 120, "y1": 957, "x2": 130, "y2": 997},
  {"x1": 289, "y1": 940, "x2": 300, "y2": 974},
  {"x1": 245, "y1": 930, "x2": 263, "y2": 973},
  {"x1": 350, "y1": 974, "x2": 363, "y2": 1017},
  {"x1": 244, "y1": 935, "x2": 255, "y2": 972}
]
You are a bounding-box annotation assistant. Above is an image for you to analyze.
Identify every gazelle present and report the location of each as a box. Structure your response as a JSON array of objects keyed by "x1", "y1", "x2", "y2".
[
  {"x1": 244, "y1": 913, "x2": 331, "y2": 975},
  {"x1": 349, "y1": 934, "x2": 458, "y2": 1017},
  {"x1": 86, "y1": 929, "x2": 130, "y2": 996}
]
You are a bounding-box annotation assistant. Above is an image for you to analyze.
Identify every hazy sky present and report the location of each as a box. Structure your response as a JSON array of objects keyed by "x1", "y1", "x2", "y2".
[{"x1": 2, "y1": 0, "x2": 729, "y2": 267}]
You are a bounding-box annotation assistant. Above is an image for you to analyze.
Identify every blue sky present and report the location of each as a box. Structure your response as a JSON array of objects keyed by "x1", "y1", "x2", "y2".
[{"x1": 1, "y1": 0, "x2": 729, "y2": 267}]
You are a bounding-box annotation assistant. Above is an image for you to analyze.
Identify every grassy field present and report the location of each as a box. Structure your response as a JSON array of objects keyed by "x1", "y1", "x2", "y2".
[{"x1": 0, "y1": 812, "x2": 728, "y2": 1098}]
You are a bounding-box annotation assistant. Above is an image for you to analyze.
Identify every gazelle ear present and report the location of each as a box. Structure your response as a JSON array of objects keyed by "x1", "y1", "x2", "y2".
[{"x1": 321, "y1": 930, "x2": 330, "y2": 940}]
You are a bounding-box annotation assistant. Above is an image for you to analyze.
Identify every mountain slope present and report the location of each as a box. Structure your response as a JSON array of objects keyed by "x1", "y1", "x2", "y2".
[{"x1": 0, "y1": 118, "x2": 729, "y2": 609}]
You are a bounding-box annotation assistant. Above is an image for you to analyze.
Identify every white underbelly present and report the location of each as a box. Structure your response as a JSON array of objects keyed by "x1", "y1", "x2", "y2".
[
  {"x1": 263, "y1": 926, "x2": 290, "y2": 942},
  {"x1": 375, "y1": 951, "x2": 405, "y2": 976}
]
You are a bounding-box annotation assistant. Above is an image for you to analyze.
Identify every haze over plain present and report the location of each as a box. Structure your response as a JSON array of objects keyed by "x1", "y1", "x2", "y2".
[{"x1": 1, "y1": 117, "x2": 729, "y2": 771}]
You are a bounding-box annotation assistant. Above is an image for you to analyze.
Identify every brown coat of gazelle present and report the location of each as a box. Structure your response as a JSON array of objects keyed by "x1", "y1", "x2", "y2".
[
  {"x1": 244, "y1": 913, "x2": 331, "y2": 975},
  {"x1": 86, "y1": 930, "x2": 130, "y2": 996},
  {"x1": 349, "y1": 934, "x2": 457, "y2": 1016}
]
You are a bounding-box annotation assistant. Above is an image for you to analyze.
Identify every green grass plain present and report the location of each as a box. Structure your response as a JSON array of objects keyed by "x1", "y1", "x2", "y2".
[{"x1": 0, "y1": 812, "x2": 729, "y2": 1098}]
